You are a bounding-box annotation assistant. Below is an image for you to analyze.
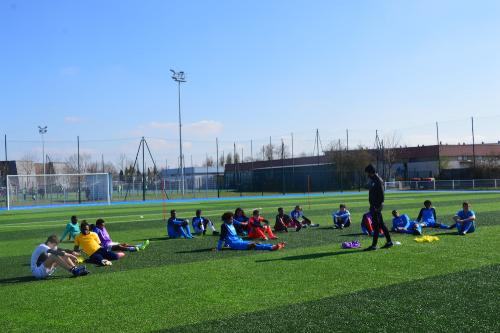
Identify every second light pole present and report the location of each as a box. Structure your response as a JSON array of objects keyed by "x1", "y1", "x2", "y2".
[
  {"x1": 170, "y1": 69, "x2": 186, "y2": 195},
  {"x1": 38, "y1": 125, "x2": 47, "y2": 198}
]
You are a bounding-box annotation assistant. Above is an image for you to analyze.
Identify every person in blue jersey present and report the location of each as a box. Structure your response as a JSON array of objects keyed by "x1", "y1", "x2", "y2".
[
  {"x1": 192, "y1": 209, "x2": 219, "y2": 236},
  {"x1": 450, "y1": 202, "x2": 476, "y2": 235},
  {"x1": 217, "y1": 212, "x2": 286, "y2": 251},
  {"x1": 332, "y1": 204, "x2": 351, "y2": 229},
  {"x1": 416, "y1": 200, "x2": 449, "y2": 229},
  {"x1": 233, "y1": 207, "x2": 250, "y2": 235},
  {"x1": 290, "y1": 205, "x2": 319, "y2": 228},
  {"x1": 391, "y1": 210, "x2": 423, "y2": 235},
  {"x1": 167, "y1": 210, "x2": 194, "y2": 239}
]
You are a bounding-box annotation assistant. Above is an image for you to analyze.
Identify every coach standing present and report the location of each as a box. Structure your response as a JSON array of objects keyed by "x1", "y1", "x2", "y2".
[{"x1": 364, "y1": 164, "x2": 393, "y2": 250}]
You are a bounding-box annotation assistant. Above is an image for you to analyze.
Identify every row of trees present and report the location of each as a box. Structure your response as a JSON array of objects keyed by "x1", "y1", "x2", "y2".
[{"x1": 202, "y1": 142, "x2": 293, "y2": 167}]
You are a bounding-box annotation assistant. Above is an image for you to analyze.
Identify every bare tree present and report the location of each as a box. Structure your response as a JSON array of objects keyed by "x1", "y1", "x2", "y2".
[
  {"x1": 264, "y1": 143, "x2": 275, "y2": 160},
  {"x1": 18, "y1": 153, "x2": 37, "y2": 190},
  {"x1": 203, "y1": 156, "x2": 215, "y2": 167},
  {"x1": 219, "y1": 155, "x2": 225, "y2": 167},
  {"x1": 65, "y1": 153, "x2": 92, "y2": 173},
  {"x1": 18, "y1": 153, "x2": 36, "y2": 175},
  {"x1": 117, "y1": 153, "x2": 127, "y2": 172},
  {"x1": 326, "y1": 143, "x2": 374, "y2": 189},
  {"x1": 277, "y1": 143, "x2": 291, "y2": 159},
  {"x1": 225, "y1": 152, "x2": 233, "y2": 165},
  {"x1": 381, "y1": 131, "x2": 401, "y2": 180}
]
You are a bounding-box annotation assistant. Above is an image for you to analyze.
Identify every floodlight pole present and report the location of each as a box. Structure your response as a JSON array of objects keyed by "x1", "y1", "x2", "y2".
[
  {"x1": 171, "y1": 69, "x2": 186, "y2": 196},
  {"x1": 38, "y1": 126, "x2": 47, "y2": 198}
]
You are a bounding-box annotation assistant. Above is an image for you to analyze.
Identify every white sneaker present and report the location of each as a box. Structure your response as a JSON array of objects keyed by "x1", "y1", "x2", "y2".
[{"x1": 101, "y1": 259, "x2": 113, "y2": 266}]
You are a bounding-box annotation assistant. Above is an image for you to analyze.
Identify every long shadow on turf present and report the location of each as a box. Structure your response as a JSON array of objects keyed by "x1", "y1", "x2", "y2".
[
  {"x1": 339, "y1": 232, "x2": 365, "y2": 237},
  {"x1": 255, "y1": 249, "x2": 363, "y2": 262},
  {"x1": 432, "y1": 231, "x2": 461, "y2": 236},
  {"x1": 158, "y1": 264, "x2": 500, "y2": 333},
  {"x1": 176, "y1": 248, "x2": 214, "y2": 254},
  {"x1": 0, "y1": 275, "x2": 65, "y2": 285}
]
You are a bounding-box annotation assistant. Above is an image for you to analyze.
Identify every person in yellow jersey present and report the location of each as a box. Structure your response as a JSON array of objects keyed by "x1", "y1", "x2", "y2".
[{"x1": 74, "y1": 221, "x2": 125, "y2": 266}]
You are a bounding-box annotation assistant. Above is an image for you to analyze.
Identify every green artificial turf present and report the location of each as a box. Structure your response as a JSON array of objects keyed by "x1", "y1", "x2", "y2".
[{"x1": 0, "y1": 191, "x2": 499, "y2": 332}]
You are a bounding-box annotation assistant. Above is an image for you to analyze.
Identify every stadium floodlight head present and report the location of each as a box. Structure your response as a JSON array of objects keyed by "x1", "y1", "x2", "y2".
[
  {"x1": 38, "y1": 126, "x2": 47, "y2": 134},
  {"x1": 170, "y1": 69, "x2": 186, "y2": 82},
  {"x1": 170, "y1": 69, "x2": 187, "y2": 195}
]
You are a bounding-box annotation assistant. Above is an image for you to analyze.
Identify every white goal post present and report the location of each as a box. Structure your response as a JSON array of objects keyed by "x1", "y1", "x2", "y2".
[{"x1": 6, "y1": 173, "x2": 111, "y2": 210}]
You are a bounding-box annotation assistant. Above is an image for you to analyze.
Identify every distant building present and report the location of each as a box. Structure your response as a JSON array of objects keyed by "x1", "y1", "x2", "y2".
[
  {"x1": 162, "y1": 166, "x2": 224, "y2": 191},
  {"x1": 224, "y1": 143, "x2": 500, "y2": 192}
]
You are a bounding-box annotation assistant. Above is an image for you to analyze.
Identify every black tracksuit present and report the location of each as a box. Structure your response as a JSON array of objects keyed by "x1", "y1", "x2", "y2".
[{"x1": 368, "y1": 173, "x2": 391, "y2": 246}]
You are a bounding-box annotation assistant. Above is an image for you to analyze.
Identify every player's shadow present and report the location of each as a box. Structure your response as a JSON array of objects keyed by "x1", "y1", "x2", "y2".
[
  {"x1": 339, "y1": 233, "x2": 366, "y2": 237},
  {"x1": 175, "y1": 248, "x2": 214, "y2": 254},
  {"x1": 134, "y1": 237, "x2": 171, "y2": 242},
  {"x1": 432, "y1": 231, "x2": 459, "y2": 236},
  {"x1": 255, "y1": 249, "x2": 363, "y2": 263},
  {"x1": 0, "y1": 275, "x2": 65, "y2": 285}
]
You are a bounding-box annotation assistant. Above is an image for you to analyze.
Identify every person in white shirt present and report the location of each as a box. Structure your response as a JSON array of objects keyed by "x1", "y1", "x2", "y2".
[{"x1": 31, "y1": 234, "x2": 89, "y2": 279}]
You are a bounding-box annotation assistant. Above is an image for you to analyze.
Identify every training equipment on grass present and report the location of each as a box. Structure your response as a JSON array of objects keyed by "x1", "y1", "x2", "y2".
[
  {"x1": 342, "y1": 241, "x2": 361, "y2": 249},
  {"x1": 414, "y1": 235, "x2": 440, "y2": 243}
]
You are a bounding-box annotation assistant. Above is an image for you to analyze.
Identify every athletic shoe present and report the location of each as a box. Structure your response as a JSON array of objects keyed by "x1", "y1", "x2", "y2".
[
  {"x1": 277, "y1": 242, "x2": 286, "y2": 249},
  {"x1": 296, "y1": 224, "x2": 302, "y2": 232},
  {"x1": 363, "y1": 245, "x2": 378, "y2": 251},
  {"x1": 270, "y1": 236, "x2": 278, "y2": 240},
  {"x1": 212, "y1": 231, "x2": 220, "y2": 236},
  {"x1": 139, "y1": 240, "x2": 150, "y2": 250},
  {"x1": 381, "y1": 242, "x2": 394, "y2": 249},
  {"x1": 72, "y1": 265, "x2": 89, "y2": 276},
  {"x1": 310, "y1": 224, "x2": 320, "y2": 228},
  {"x1": 101, "y1": 259, "x2": 113, "y2": 266}
]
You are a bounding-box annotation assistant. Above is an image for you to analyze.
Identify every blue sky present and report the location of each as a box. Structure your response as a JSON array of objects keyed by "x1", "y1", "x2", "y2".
[{"x1": 1, "y1": 0, "x2": 500, "y2": 168}]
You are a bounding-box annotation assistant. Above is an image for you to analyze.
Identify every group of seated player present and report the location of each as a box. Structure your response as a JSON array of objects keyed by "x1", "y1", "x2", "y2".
[
  {"x1": 167, "y1": 205, "x2": 319, "y2": 240},
  {"x1": 167, "y1": 205, "x2": 319, "y2": 252},
  {"x1": 31, "y1": 215, "x2": 149, "y2": 279},
  {"x1": 355, "y1": 200, "x2": 476, "y2": 236}
]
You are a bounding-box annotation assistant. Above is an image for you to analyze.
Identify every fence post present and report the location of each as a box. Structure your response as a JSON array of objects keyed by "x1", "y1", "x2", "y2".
[
  {"x1": 106, "y1": 173, "x2": 111, "y2": 205},
  {"x1": 472, "y1": 179, "x2": 475, "y2": 190},
  {"x1": 452, "y1": 180, "x2": 455, "y2": 190},
  {"x1": 495, "y1": 179, "x2": 497, "y2": 189},
  {"x1": 6, "y1": 175, "x2": 10, "y2": 210},
  {"x1": 433, "y1": 179, "x2": 436, "y2": 191}
]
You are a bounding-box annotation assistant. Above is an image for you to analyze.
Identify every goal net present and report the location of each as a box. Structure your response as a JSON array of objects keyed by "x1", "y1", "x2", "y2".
[{"x1": 6, "y1": 173, "x2": 111, "y2": 210}]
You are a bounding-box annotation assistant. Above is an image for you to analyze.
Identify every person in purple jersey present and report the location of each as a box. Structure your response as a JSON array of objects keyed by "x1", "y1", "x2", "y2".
[
  {"x1": 450, "y1": 202, "x2": 476, "y2": 235},
  {"x1": 92, "y1": 219, "x2": 149, "y2": 252}
]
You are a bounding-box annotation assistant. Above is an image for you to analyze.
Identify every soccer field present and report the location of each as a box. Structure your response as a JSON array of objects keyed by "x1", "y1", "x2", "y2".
[{"x1": 1, "y1": 191, "x2": 499, "y2": 332}]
